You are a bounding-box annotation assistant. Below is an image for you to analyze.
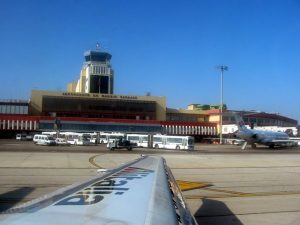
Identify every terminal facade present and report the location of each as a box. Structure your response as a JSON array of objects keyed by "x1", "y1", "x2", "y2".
[
  {"x1": 0, "y1": 48, "x2": 218, "y2": 139},
  {"x1": 0, "y1": 48, "x2": 298, "y2": 138}
]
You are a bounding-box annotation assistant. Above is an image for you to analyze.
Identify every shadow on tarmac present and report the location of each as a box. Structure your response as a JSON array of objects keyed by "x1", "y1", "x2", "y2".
[
  {"x1": 195, "y1": 198, "x2": 244, "y2": 225},
  {"x1": 0, "y1": 187, "x2": 34, "y2": 212}
]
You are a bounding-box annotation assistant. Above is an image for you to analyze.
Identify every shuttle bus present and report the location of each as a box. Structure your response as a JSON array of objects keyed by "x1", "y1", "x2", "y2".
[
  {"x1": 126, "y1": 134, "x2": 149, "y2": 147},
  {"x1": 87, "y1": 132, "x2": 98, "y2": 144},
  {"x1": 107, "y1": 133, "x2": 125, "y2": 143},
  {"x1": 42, "y1": 131, "x2": 58, "y2": 138},
  {"x1": 99, "y1": 132, "x2": 110, "y2": 144},
  {"x1": 153, "y1": 135, "x2": 194, "y2": 150},
  {"x1": 99, "y1": 132, "x2": 125, "y2": 144},
  {"x1": 60, "y1": 132, "x2": 91, "y2": 145}
]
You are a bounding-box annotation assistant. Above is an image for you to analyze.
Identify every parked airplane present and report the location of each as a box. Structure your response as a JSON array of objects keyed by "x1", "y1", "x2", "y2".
[
  {"x1": 234, "y1": 114, "x2": 295, "y2": 150},
  {"x1": 0, "y1": 156, "x2": 197, "y2": 225}
]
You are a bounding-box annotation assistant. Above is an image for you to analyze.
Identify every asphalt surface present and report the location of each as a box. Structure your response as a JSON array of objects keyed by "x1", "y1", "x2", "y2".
[{"x1": 1, "y1": 139, "x2": 300, "y2": 225}]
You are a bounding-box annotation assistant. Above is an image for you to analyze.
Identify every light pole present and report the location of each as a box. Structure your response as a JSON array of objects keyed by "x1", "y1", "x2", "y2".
[{"x1": 216, "y1": 65, "x2": 228, "y2": 144}]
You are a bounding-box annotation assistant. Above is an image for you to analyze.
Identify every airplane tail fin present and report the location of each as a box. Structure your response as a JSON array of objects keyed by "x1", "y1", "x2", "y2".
[{"x1": 233, "y1": 113, "x2": 247, "y2": 131}]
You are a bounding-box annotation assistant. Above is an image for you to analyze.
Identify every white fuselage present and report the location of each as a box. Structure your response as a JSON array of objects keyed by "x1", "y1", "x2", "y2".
[{"x1": 236, "y1": 128, "x2": 290, "y2": 147}]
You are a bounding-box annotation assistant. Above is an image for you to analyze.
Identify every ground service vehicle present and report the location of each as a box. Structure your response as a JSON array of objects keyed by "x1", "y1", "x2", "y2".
[
  {"x1": 153, "y1": 135, "x2": 194, "y2": 150},
  {"x1": 107, "y1": 138, "x2": 136, "y2": 151}
]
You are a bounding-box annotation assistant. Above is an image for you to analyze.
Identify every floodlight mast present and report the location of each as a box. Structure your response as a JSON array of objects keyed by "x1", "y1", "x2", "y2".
[{"x1": 216, "y1": 65, "x2": 228, "y2": 144}]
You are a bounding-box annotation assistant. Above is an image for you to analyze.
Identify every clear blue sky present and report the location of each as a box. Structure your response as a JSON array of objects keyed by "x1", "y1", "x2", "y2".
[{"x1": 1, "y1": 0, "x2": 300, "y2": 122}]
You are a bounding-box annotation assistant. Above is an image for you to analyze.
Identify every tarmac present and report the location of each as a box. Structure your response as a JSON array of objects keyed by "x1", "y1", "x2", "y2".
[{"x1": 0, "y1": 139, "x2": 300, "y2": 225}]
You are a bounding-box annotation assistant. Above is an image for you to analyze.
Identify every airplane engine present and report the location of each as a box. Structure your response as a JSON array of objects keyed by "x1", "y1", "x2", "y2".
[{"x1": 252, "y1": 133, "x2": 264, "y2": 142}]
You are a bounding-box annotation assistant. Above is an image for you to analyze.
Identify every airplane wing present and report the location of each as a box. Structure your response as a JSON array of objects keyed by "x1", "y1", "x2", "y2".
[{"x1": 0, "y1": 156, "x2": 197, "y2": 225}]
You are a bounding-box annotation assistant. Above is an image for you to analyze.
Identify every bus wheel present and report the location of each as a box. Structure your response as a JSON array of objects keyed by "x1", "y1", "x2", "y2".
[
  {"x1": 154, "y1": 144, "x2": 159, "y2": 149},
  {"x1": 110, "y1": 147, "x2": 114, "y2": 151},
  {"x1": 176, "y1": 145, "x2": 180, "y2": 150}
]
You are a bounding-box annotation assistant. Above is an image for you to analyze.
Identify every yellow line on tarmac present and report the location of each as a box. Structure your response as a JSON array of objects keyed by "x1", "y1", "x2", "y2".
[
  {"x1": 176, "y1": 180, "x2": 211, "y2": 191},
  {"x1": 88, "y1": 154, "x2": 105, "y2": 169},
  {"x1": 185, "y1": 191, "x2": 300, "y2": 199},
  {"x1": 202, "y1": 187, "x2": 250, "y2": 196},
  {"x1": 238, "y1": 191, "x2": 300, "y2": 198}
]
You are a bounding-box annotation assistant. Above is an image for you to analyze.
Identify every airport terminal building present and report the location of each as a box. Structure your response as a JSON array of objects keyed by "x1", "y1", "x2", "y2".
[
  {"x1": 29, "y1": 90, "x2": 166, "y2": 121},
  {"x1": 0, "y1": 48, "x2": 218, "y2": 138},
  {"x1": 0, "y1": 48, "x2": 298, "y2": 138}
]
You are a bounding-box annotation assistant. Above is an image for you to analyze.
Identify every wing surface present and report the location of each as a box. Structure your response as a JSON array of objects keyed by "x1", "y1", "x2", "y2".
[{"x1": 0, "y1": 156, "x2": 197, "y2": 225}]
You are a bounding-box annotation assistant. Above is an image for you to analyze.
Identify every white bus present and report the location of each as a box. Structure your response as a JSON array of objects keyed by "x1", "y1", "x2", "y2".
[
  {"x1": 60, "y1": 132, "x2": 91, "y2": 145},
  {"x1": 126, "y1": 134, "x2": 149, "y2": 147},
  {"x1": 107, "y1": 133, "x2": 125, "y2": 143},
  {"x1": 42, "y1": 131, "x2": 58, "y2": 138},
  {"x1": 99, "y1": 132, "x2": 125, "y2": 144},
  {"x1": 86, "y1": 132, "x2": 98, "y2": 144},
  {"x1": 153, "y1": 135, "x2": 194, "y2": 150},
  {"x1": 99, "y1": 132, "x2": 110, "y2": 144}
]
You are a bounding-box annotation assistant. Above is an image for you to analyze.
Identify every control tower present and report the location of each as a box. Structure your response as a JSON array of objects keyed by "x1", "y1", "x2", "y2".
[{"x1": 68, "y1": 47, "x2": 114, "y2": 94}]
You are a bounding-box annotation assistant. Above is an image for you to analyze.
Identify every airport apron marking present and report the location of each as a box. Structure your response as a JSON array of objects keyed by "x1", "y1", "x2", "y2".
[
  {"x1": 88, "y1": 154, "x2": 105, "y2": 169},
  {"x1": 176, "y1": 180, "x2": 211, "y2": 191},
  {"x1": 185, "y1": 191, "x2": 300, "y2": 199}
]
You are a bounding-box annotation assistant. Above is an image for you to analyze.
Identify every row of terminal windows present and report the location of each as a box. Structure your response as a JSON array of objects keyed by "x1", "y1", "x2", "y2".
[
  {"x1": 167, "y1": 114, "x2": 209, "y2": 122},
  {"x1": 0, "y1": 104, "x2": 28, "y2": 114},
  {"x1": 39, "y1": 122, "x2": 161, "y2": 133},
  {"x1": 167, "y1": 115, "x2": 198, "y2": 122},
  {"x1": 244, "y1": 117, "x2": 294, "y2": 127},
  {"x1": 223, "y1": 116, "x2": 295, "y2": 127},
  {"x1": 42, "y1": 97, "x2": 156, "y2": 113}
]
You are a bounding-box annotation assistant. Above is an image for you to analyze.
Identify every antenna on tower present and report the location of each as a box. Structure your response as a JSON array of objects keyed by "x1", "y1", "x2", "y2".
[{"x1": 96, "y1": 42, "x2": 100, "y2": 51}]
